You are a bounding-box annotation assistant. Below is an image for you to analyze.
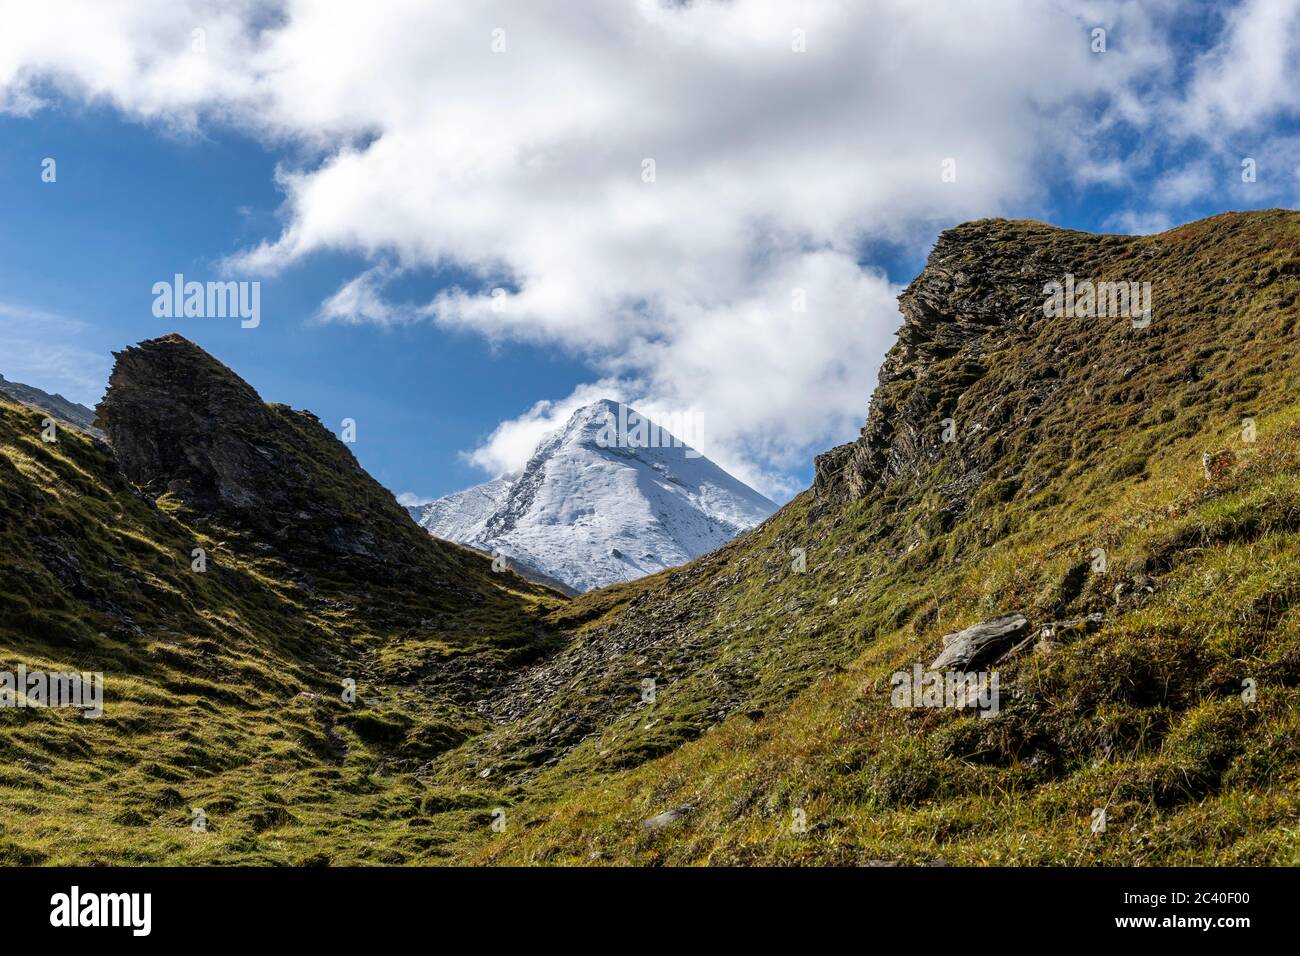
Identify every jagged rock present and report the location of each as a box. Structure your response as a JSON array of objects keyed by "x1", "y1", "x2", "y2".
[
  {"x1": 814, "y1": 219, "x2": 1112, "y2": 505},
  {"x1": 930, "y1": 613, "x2": 1030, "y2": 670},
  {"x1": 812, "y1": 441, "x2": 855, "y2": 499},
  {"x1": 96, "y1": 334, "x2": 442, "y2": 574},
  {"x1": 642, "y1": 805, "x2": 694, "y2": 830}
]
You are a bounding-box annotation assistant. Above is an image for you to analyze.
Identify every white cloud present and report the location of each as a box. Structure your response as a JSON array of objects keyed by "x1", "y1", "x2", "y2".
[
  {"x1": 7, "y1": 1, "x2": 1299, "y2": 495},
  {"x1": 0, "y1": 1, "x2": 266, "y2": 129},
  {"x1": 1151, "y1": 162, "x2": 1214, "y2": 206},
  {"x1": 1177, "y1": 0, "x2": 1300, "y2": 138},
  {"x1": 1102, "y1": 210, "x2": 1174, "y2": 235},
  {"x1": 395, "y1": 491, "x2": 434, "y2": 507},
  {"x1": 315, "y1": 264, "x2": 417, "y2": 326}
]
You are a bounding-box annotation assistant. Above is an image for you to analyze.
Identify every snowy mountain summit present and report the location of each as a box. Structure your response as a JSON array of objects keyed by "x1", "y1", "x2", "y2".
[{"x1": 408, "y1": 400, "x2": 777, "y2": 592}]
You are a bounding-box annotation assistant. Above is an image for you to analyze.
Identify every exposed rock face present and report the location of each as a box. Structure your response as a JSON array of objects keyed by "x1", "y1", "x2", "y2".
[
  {"x1": 812, "y1": 209, "x2": 1300, "y2": 586},
  {"x1": 814, "y1": 218, "x2": 1128, "y2": 505},
  {"x1": 96, "y1": 334, "x2": 432, "y2": 570},
  {"x1": 99, "y1": 335, "x2": 276, "y2": 507}
]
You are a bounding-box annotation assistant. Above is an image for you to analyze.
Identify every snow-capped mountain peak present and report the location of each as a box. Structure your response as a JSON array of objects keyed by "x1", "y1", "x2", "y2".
[{"x1": 408, "y1": 400, "x2": 776, "y2": 592}]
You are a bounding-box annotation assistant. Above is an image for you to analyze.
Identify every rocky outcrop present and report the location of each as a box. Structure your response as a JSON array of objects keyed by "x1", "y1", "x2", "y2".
[
  {"x1": 98, "y1": 335, "x2": 278, "y2": 508},
  {"x1": 96, "y1": 334, "x2": 436, "y2": 571},
  {"x1": 814, "y1": 218, "x2": 1134, "y2": 504}
]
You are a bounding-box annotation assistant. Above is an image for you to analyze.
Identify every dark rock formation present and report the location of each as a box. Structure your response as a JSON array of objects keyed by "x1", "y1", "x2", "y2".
[
  {"x1": 814, "y1": 218, "x2": 1128, "y2": 505},
  {"x1": 96, "y1": 333, "x2": 433, "y2": 571}
]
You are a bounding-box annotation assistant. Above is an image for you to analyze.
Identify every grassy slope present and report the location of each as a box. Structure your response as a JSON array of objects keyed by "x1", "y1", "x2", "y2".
[
  {"x1": 456, "y1": 210, "x2": 1300, "y2": 864},
  {"x1": 0, "y1": 395, "x2": 560, "y2": 864}
]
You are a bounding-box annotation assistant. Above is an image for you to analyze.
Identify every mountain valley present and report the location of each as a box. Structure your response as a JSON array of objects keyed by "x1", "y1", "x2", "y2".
[{"x1": 2, "y1": 211, "x2": 1299, "y2": 865}]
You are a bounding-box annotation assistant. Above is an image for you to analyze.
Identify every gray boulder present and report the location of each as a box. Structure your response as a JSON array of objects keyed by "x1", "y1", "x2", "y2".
[
  {"x1": 930, "y1": 613, "x2": 1030, "y2": 670},
  {"x1": 642, "y1": 805, "x2": 694, "y2": 830}
]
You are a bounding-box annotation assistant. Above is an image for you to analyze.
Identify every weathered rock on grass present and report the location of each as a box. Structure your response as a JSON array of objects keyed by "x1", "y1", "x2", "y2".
[
  {"x1": 929, "y1": 613, "x2": 1030, "y2": 670},
  {"x1": 642, "y1": 805, "x2": 694, "y2": 829}
]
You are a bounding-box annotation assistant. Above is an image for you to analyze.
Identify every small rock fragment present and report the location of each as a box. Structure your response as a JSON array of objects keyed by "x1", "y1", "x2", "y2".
[{"x1": 642, "y1": 805, "x2": 694, "y2": 830}]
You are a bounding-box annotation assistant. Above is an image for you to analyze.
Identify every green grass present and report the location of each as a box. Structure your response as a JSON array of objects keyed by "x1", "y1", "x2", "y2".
[
  {"x1": 0, "y1": 395, "x2": 560, "y2": 865},
  {"x1": 468, "y1": 411, "x2": 1300, "y2": 866}
]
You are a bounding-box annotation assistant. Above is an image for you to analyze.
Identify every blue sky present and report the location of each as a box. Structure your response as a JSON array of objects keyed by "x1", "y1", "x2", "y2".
[
  {"x1": 2, "y1": 1, "x2": 1298, "y2": 503},
  {"x1": 0, "y1": 111, "x2": 598, "y2": 499}
]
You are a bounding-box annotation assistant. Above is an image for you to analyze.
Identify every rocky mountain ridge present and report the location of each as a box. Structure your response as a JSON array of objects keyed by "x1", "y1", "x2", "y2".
[
  {"x1": 0, "y1": 372, "x2": 103, "y2": 439},
  {"x1": 94, "y1": 335, "x2": 547, "y2": 605}
]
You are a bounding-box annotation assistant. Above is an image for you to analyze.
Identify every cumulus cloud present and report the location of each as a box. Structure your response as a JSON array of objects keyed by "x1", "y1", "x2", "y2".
[
  {"x1": 315, "y1": 264, "x2": 420, "y2": 326},
  {"x1": 0, "y1": 0, "x2": 266, "y2": 128},
  {"x1": 1152, "y1": 162, "x2": 1214, "y2": 206},
  {"x1": 6, "y1": 1, "x2": 1299, "y2": 496},
  {"x1": 1153, "y1": 0, "x2": 1300, "y2": 210},
  {"x1": 1177, "y1": 0, "x2": 1300, "y2": 138},
  {"x1": 1103, "y1": 209, "x2": 1176, "y2": 235},
  {"x1": 395, "y1": 491, "x2": 435, "y2": 508}
]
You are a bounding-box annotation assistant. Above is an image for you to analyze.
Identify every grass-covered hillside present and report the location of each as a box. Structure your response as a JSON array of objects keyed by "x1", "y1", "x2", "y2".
[
  {"x1": 0, "y1": 338, "x2": 561, "y2": 865},
  {"x1": 457, "y1": 210, "x2": 1300, "y2": 865},
  {"x1": 2, "y1": 211, "x2": 1299, "y2": 865}
]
